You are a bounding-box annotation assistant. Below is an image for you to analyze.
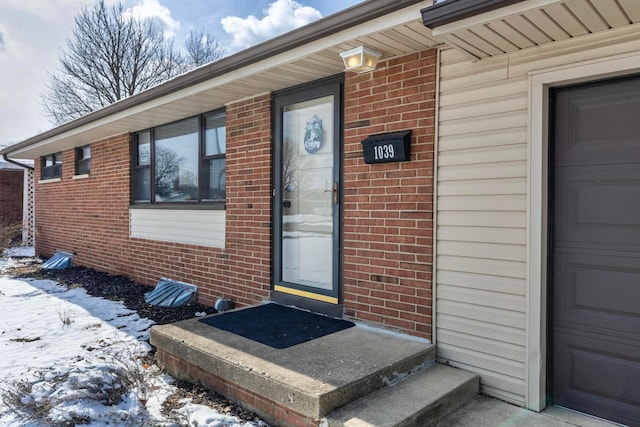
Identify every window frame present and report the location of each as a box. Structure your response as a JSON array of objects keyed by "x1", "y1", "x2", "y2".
[
  {"x1": 131, "y1": 108, "x2": 226, "y2": 208},
  {"x1": 41, "y1": 152, "x2": 62, "y2": 180},
  {"x1": 75, "y1": 145, "x2": 91, "y2": 176},
  {"x1": 133, "y1": 130, "x2": 152, "y2": 203},
  {"x1": 201, "y1": 111, "x2": 227, "y2": 203}
]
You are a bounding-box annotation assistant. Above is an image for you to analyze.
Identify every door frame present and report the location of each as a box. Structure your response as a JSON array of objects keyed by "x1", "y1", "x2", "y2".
[
  {"x1": 527, "y1": 54, "x2": 640, "y2": 411},
  {"x1": 271, "y1": 75, "x2": 344, "y2": 317}
]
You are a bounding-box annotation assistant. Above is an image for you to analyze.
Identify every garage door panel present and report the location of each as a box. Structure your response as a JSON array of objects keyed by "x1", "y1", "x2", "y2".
[
  {"x1": 552, "y1": 250, "x2": 640, "y2": 337},
  {"x1": 554, "y1": 79, "x2": 640, "y2": 166},
  {"x1": 554, "y1": 165, "x2": 640, "y2": 251},
  {"x1": 575, "y1": 181, "x2": 640, "y2": 225},
  {"x1": 554, "y1": 134, "x2": 640, "y2": 166},
  {"x1": 553, "y1": 330, "x2": 640, "y2": 425},
  {"x1": 553, "y1": 249, "x2": 640, "y2": 339}
]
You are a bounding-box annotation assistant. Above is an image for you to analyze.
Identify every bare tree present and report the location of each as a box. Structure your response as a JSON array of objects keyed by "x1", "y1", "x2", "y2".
[
  {"x1": 42, "y1": 0, "x2": 184, "y2": 125},
  {"x1": 154, "y1": 146, "x2": 183, "y2": 199},
  {"x1": 184, "y1": 29, "x2": 225, "y2": 67}
]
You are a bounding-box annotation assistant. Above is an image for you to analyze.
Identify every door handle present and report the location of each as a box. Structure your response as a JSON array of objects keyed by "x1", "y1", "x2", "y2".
[{"x1": 324, "y1": 182, "x2": 339, "y2": 205}]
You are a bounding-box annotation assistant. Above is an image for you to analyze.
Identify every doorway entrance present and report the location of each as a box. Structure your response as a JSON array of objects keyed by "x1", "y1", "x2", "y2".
[
  {"x1": 272, "y1": 77, "x2": 343, "y2": 315},
  {"x1": 549, "y1": 75, "x2": 640, "y2": 426}
]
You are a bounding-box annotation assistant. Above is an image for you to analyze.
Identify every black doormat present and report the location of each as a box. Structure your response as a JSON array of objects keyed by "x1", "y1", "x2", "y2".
[{"x1": 198, "y1": 303, "x2": 355, "y2": 349}]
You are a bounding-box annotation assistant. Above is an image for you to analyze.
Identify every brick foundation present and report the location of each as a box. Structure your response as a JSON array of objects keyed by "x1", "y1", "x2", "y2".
[{"x1": 156, "y1": 349, "x2": 320, "y2": 427}]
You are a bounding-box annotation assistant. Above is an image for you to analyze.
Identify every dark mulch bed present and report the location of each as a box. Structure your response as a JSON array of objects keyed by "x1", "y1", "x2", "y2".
[
  {"x1": 5, "y1": 259, "x2": 265, "y2": 425},
  {"x1": 14, "y1": 264, "x2": 213, "y2": 325}
]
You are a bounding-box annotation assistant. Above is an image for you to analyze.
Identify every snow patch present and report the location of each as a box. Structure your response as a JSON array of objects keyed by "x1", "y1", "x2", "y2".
[{"x1": 0, "y1": 252, "x2": 265, "y2": 426}]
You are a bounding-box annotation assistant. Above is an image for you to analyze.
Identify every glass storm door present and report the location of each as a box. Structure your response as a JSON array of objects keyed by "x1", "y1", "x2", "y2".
[{"x1": 273, "y1": 78, "x2": 342, "y2": 308}]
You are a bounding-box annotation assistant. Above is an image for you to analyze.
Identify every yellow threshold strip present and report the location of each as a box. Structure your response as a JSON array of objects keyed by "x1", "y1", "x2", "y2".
[{"x1": 274, "y1": 285, "x2": 339, "y2": 304}]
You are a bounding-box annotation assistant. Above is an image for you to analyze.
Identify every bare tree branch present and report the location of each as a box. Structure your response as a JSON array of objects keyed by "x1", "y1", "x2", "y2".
[
  {"x1": 184, "y1": 29, "x2": 226, "y2": 68},
  {"x1": 41, "y1": 0, "x2": 184, "y2": 126}
]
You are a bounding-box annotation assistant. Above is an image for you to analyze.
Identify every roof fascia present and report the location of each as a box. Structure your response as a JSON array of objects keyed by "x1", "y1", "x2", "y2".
[
  {"x1": 421, "y1": 0, "x2": 526, "y2": 28},
  {"x1": 1, "y1": 0, "x2": 428, "y2": 158}
]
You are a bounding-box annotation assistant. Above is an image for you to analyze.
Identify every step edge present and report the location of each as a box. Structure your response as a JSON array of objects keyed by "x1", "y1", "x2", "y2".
[
  {"x1": 317, "y1": 347, "x2": 437, "y2": 416},
  {"x1": 322, "y1": 364, "x2": 480, "y2": 427}
]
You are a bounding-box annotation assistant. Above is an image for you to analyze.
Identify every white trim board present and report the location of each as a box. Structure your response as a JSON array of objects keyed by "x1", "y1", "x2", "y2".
[{"x1": 130, "y1": 208, "x2": 226, "y2": 248}]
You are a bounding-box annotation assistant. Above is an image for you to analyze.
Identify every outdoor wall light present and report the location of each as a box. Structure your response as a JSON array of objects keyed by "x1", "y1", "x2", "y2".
[{"x1": 340, "y1": 46, "x2": 381, "y2": 73}]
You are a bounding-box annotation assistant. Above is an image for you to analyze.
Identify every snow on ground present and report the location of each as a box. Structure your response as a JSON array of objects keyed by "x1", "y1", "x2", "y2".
[{"x1": 0, "y1": 248, "x2": 265, "y2": 427}]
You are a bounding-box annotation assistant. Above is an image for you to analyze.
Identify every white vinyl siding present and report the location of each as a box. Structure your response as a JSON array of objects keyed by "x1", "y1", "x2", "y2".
[
  {"x1": 130, "y1": 209, "x2": 225, "y2": 248},
  {"x1": 435, "y1": 24, "x2": 640, "y2": 406},
  {"x1": 437, "y1": 47, "x2": 529, "y2": 404}
]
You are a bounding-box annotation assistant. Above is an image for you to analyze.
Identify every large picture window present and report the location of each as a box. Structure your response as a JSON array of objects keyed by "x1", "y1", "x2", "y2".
[{"x1": 132, "y1": 111, "x2": 226, "y2": 205}]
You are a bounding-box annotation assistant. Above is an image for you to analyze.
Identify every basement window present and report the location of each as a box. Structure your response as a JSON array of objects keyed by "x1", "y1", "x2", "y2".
[{"x1": 41, "y1": 152, "x2": 62, "y2": 180}]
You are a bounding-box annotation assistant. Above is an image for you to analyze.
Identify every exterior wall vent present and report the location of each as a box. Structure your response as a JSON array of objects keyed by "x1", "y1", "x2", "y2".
[
  {"x1": 145, "y1": 278, "x2": 198, "y2": 308},
  {"x1": 41, "y1": 251, "x2": 74, "y2": 269}
]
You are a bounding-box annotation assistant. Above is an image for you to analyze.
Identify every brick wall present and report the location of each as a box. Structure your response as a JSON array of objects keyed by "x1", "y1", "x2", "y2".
[
  {"x1": 342, "y1": 50, "x2": 436, "y2": 339},
  {"x1": 34, "y1": 94, "x2": 273, "y2": 308},
  {"x1": 33, "y1": 50, "x2": 435, "y2": 339},
  {"x1": 35, "y1": 135, "x2": 132, "y2": 273},
  {"x1": 223, "y1": 95, "x2": 273, "y2": 305},
  {"x1": 0, "y1": 169, "x2": 24, "y2": 224}
]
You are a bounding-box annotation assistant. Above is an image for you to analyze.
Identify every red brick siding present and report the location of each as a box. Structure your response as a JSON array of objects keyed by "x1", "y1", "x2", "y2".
[
  {"x1": 34, "y1": 95, "x2": 272, "y2": 308},
  {"x1": 222, "y1": 94, "x2": 273, "y2": 305},
  {"x1": 34, "y1": 50, "x2": 435, "y2": 339},
  {"x1": 342, "y1": 50, "x2": 435, "y2": 340},
  {"x1": 34, "y1": 136, "x2": 132, "y2": 273},
  {"x1": 0, "y1": 169, "x2": 24, "y2": 224}
]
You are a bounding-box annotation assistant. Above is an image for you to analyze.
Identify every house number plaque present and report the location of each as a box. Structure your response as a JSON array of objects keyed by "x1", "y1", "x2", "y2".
[{"x1": 361, "y1": 130, "x2": 412, "y2": 164}]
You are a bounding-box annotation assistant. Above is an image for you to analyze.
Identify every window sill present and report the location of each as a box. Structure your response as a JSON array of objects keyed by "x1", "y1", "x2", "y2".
[
  {"x1": 39, "y1": 178, "x2": 61, "y2": 184},
  {"x1": 72, "y1": 174, "x2": 90, "y2": 180},
  {"x1": 129, "y1": 203, "x2": 225, "y2": 211}
]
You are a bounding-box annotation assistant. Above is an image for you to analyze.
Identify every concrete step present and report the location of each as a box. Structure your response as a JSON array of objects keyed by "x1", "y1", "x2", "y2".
[
  {"x1": 151, "y1": 312, "x2": 437, "y2": 426},
  {"x1": 323, "y1": 363, "x2": 479, "y2": 427}
]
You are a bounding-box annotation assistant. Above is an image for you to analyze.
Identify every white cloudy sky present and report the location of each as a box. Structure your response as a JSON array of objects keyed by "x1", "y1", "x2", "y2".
[{"x1": 0, "y1": 0, "x2": 362, "y2": 149}]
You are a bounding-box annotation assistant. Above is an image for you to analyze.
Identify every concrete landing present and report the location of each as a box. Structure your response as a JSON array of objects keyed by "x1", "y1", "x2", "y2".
[
  {"x1": 150, "y1": 306, "x2": 478, "y2": 426},
  {"x1": 435, "y1": 394, "x2": 622, "y2": 427}
]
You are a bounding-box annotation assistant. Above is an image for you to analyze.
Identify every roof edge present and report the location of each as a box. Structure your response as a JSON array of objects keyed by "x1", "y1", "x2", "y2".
[
  {"x1": 421, "y1": 0, "x2": 525, "y2": 28},
  {"x1": 1, "y1": 0, "x2": 427, "y2": 158}
]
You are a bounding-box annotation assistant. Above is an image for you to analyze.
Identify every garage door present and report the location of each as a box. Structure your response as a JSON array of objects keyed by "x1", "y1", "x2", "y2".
[{"x1": 551, "y1": 75, "x2": 640, "y2": 426}]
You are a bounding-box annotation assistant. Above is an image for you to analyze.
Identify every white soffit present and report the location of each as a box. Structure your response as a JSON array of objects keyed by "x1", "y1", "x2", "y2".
[
  {"x1": 9, "y1": 1, "x2": 439, "y2": 158},
  {"x1": 432, "y1": 0, "x2": 640, "y2": 60}
]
